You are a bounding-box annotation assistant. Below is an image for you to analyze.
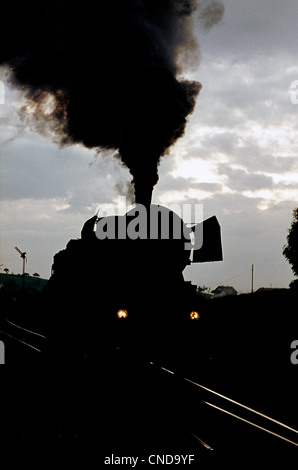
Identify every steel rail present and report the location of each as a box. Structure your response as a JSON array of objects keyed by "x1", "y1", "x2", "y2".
[
  {"x1": 0, "y1": 329, "x2": 42, "y2": 353},
  {"x1": 202, "y1": 400, "x2": 298, "y2": 448},
  {"x1": 151, "y1": 362, "x2": 298, "y2": 448},
  {"x1": 5, "y1": 316, "x2": 47, "y2": 339},
  {"x1": 184, "y1": 376, "x2": 298, "y2": 435}
]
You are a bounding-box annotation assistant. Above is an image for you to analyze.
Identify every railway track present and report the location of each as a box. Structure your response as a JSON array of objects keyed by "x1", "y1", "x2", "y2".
[
  {"x1": 0, "y1": 315, "x2": 47, "y2": 361},
  {"x1": 0, "y1": 321, "x2": 297, "y2": 462},
  {"x1": 152, "y1": 362, "x2": 298, "y2": 455},
  {"x1": 5, "y1": 316, "x2": 47, "y2": 339}
]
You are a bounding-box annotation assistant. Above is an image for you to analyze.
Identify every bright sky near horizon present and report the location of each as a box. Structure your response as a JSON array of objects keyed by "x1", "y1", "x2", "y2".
[{"x1": 1, "y1": 0, "x2": 298, "y2": 292}]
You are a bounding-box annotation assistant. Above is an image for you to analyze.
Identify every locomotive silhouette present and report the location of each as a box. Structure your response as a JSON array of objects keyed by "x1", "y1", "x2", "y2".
[{"x1": 45, "y1": 203, "x2": 222, "y2": 362}]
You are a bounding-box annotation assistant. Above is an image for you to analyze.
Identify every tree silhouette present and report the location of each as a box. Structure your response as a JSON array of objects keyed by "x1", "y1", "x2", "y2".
[
  {"x1": 283, "y1": 208, "x2": 298, "y2": 288},
  {"x1": 33, "y1": 272, "x2": 40, "y2": 278}
]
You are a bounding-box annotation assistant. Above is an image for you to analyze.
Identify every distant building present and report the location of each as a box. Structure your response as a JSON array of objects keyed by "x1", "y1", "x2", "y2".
[{"x1": 212, "y1": 285, "x2": 237, "y2": 297}]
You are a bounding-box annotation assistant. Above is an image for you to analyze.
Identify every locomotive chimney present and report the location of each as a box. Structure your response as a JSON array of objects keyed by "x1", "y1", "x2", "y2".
[{"x1": 134, "y1": 182, "x2": 152, "y2": 208}]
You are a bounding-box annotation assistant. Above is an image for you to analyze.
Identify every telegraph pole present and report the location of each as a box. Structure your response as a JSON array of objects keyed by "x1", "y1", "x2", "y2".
[{"x1": 251, "y1": 264, "x2": 254, "y2": 293}]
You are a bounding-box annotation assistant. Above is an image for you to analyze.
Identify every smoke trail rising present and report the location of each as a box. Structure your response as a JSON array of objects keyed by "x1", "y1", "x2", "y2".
[{"x1": 1, "y1": 1, "x2": 224, "y2": 203}]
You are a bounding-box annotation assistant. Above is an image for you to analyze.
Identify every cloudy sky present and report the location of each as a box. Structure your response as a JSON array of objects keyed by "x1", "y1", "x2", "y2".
[{"x1": 1, "y1": 0, "x2": 298, "y2": 292}]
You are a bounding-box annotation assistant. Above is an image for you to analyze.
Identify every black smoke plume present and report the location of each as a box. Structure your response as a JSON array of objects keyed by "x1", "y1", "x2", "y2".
[{"x1": 1, "y1": 1, "x2": 224, "y2": 204}]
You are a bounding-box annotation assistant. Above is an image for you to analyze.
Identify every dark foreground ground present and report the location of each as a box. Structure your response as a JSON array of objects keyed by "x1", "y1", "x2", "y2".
[{"x1": 0, "y1": 289, "x2": 298, "y2": 467}]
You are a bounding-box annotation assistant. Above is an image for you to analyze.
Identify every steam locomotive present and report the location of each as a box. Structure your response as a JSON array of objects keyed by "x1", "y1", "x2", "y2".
[{"x1": 45, "y1": 203, "x2": 222, "y2": 362}]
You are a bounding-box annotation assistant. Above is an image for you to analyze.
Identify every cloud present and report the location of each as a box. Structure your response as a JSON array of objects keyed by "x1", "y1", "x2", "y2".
[
  {"x1": 154, "y1": 174, "x2": 222, "y2": 194},
  {"x1": 217, "y1": 163, "x2": 273, "y2": 191},
  {"x1": 0, "y1": 127, "x2": 133, "y2": 210},
  {"x1": 196, "y1": 0, "x2": 298, "y2": 59}
]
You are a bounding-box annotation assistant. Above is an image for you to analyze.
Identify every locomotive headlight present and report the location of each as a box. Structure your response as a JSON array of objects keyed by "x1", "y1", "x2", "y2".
[
  {"x1": 190, "y1": 311, "x2": 200, "y2": 320},
  {"x1": 117, "y1": 309, "x2": 128, "y2": 319}
]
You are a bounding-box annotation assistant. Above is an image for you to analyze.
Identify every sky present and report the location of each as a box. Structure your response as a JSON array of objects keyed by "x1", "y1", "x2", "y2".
[{"x1": 0, "y1": 0, "x2": 298, "y2": 292}]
